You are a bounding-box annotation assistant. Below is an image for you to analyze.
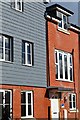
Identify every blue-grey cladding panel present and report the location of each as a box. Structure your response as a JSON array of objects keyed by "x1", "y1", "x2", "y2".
[{"x1": 0, "y1": 2, "x2": 47, "y2": 87}]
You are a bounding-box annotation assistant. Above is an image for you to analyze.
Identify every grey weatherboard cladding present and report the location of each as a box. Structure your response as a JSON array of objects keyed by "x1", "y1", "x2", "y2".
[{"x1": 0, "y1": 1, "x2": 47, "y2": 87}]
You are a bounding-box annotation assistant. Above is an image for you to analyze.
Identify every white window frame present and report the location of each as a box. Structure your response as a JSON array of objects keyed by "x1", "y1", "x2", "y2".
[
  {"x1": 69, "y1": 93, "x2": 76, "y2": 110},
  {"x1": 55, "y1": 49, "x2": 73, "y2": 82},
  {"x1": 57, "y1": 11, "x2": 67, "y2": 30},
  {"x1": 0, "y1": 89, "x2": 12, "y2": 119},
  {"x1": 21, "y1": 91, "x2": 33, "y2": 118},
  {"x1": 12, "y1": 0, "x2": 23, "y2": 12},
  {"x1": 0, "y1": 35, "x2": 13, "y2": 62},
  {"x1": 22, "y1": 41, "x2": 33, "y2": 66}
]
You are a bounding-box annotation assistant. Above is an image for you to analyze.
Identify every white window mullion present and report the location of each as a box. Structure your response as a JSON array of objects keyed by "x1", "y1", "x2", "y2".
[
  {"x1": 15, "y1": 0, "x2": 17, "y2": 9},
  {"x1": 68, "y1": 54, "x2": 70, "y2": 81},
  {"x1": 3, "y1": 36, "x2": 5, "y2": 60},
  {"x1": 25, "y1": 43, "x2": 28, "y2": 65},
  {"x1": 63, "y1": 53, "x2": 65, "y2": 80},
  {"x1": 26, "y1": 92, "x2": 28, "y2": 117},
  {"x1": 30, "y1": 44, "x2": 32, "y2": 66},
  {"x1": 57, "y1": 51, "x2": 60, "y2": 80}
]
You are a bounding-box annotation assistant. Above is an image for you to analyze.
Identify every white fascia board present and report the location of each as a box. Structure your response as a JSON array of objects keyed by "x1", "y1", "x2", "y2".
[{"x1": 56, "y1": 7, "x2": 72, "y2": 16}]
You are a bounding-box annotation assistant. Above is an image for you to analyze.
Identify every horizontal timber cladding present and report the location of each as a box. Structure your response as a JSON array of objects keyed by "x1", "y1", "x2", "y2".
[{"x1": 0, "y1": 1, "x2": 47, "y2": 87}]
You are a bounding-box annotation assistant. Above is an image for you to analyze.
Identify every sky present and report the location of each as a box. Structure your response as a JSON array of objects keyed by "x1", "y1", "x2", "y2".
[{"x1": 47, "y1": 1, "x2": 79, "y2": 26}]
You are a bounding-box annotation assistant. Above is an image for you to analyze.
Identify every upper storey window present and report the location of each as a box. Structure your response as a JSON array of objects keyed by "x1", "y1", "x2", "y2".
[
  {"x1": 57, "y1": 11, "x2": 68, "y2": 30},
  {"x1": 11, "y1": 0, "x2": 23, "y2": 12},
  {"x1": 0, "y1": 35, "x2": 13, "y2": 62}
]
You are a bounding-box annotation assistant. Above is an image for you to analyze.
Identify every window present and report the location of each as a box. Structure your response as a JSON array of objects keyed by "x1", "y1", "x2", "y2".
[
  {"x1": 57, "y1": 11, "x2": 68, "y2": 30},
  {"x1": 0, "y1": 90, "x2": 12, "y2": 120},
  {"x1": 69, "y1": 94, "x2": 76, "y2": 110},
  {"x1": 21, "y1": 91, "x2": 33, "y2": 118},
  {"x1": 55, "y1": 50, "x2": 73, "y2": 81},
  {"x1": 0, "y1": 35, "x2": 13, "y2": 62},
  {"x1": 22, "y1": 41, "x2": 33, "y2": 66},
  {"x1": 11, "y1": 0, "x2": 23, "y2": 12}
]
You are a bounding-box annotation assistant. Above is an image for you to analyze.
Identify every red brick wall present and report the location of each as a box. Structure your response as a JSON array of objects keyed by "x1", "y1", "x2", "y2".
[
  {"x1": 0, "y1": 85, "x2": 50, "y2": 119},
  {"x1": 47, "y1": 21, "x2": 79, "y2": 119}
]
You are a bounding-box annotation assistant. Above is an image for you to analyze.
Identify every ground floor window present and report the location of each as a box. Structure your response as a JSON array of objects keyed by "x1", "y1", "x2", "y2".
[
  {"x1": 0, "y1": 89, "x2": 12, "y2": 120},
  {"x1": 69, "y1": 93, "x2": 76, "y2": 110},
  {"x1": 21, "y1": 91, "x2": 33, "y2": 118}
]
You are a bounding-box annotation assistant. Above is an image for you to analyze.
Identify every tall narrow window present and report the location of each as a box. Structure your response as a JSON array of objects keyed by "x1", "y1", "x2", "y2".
[
  {"x1": 69, "y1": 94, "x2": 76, "y2": 110},
  {"x1": 22, "y1": 41, "x2": 33, "y2": 66},
  {"x1": 21, "y1": 91, "x2": 33, "y2": 118},
  {"x1": 55, "y1": 50, "x2": 73, "y2": 82},
  {"x1": 0, "y1": 35, "x2": 13, "y2": 62},
  {"x1": 57, "y1": 11, "x2": 67, "y2": 30},
  {"x1": 0, "y1": 90, "x2": 12, "y2": 120},
  {"x1": 11, "y1": 0, "x2": 23, "y2": 12}
]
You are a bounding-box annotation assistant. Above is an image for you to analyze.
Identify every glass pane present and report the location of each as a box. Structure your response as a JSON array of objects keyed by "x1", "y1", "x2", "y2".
[
  {"x1": 5, "y1": 49, "x2": 10, "y2": 61},
  {"x1": 28, "y1": 105, "x2": 31, "y2": 115},
  {"x1": 59, "y1": 21, "x2": 62, "y2": 28},
  {"x1": 69, "y1": 95, "x2": 71, "y2": 102},
  {"x1": 22, "y1": 53, "x2": 25, "y2": 64},
  {"x1": 28, "y1": 93, "x2": 31, "y2": 104},
  {"x1": 5, "y1": 38, "x2": 10, "y2": 49},
  {"x1": 69, "y1": 102, "x2": 72, "y2": 109},
  {"x1": 27, "y1": 54, "x2": 31, "y2": 64},
  {"x1": 56, "y1": 65, "x2": 58, "y2": 79},
  {"x1": 0, "y1": 35, "x2": 3, "y2": 48},
  {"x1": 59, "y1": 53, "x2": 63, "y2": 79},
  {"x1": 0, "y1": 48, "x2": 3, "y2": 59},
  {"x1": 73, "y1": 102, "x2": 76, "y2": 108},
  {"x1": 0, "y1": 105, "x2": 3, "y2": 119},
  {"x1": 21, "y1": 92, "x2": 26, "y2": 103},
  {"x1": 21, "y1": 105, "x2": 26, "y2": 116},
  {"x1": 17, "y1": 0, "x2": 21, "y2": 10},
  {"x1": 5, "y1": 91, "x2": 10, "y2": 104},
  {"x1": 22, "y1": 42, "x2": 25, "y2": 53},
  {"x1": 70, "y1": 55, "x2": 72, "y2": 66},
  {"x1": 73, "y1": 95, "x2": 75, "y2": 101},
  {"x1": 27, "y1": 44, "x2": 31, "y2": 54},
  {"x1": 64, "y1": 55, "x2": 68, "y2": 79},
  {"x1": 55, "y1": 52, "x2": 58, "y2": 63},
  {"x1": 0, "y1": 92, "x2": 3, "y2": 104},
  {"x1": 5, "y1": 105, "x2": 10, "y2": 118},
  {"x1": 70, "y1": 68, "x2": 72, "y2": 81}
]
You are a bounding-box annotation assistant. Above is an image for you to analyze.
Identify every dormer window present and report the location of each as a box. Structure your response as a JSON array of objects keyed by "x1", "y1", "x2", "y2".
[{"x1": 57, "y1": 11, "x2": 68, "y2": 30}]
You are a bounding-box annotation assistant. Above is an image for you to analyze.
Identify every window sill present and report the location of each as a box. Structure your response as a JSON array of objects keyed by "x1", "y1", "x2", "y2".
[
  {"x1": 22, "y1": 64, "x2": 32, "y2": 67},
  {"x1": 68, "y1": 109, "x2": 78, "y2": 113},
  {"x1": 12, "y1": 7, "x2": 22, "y2": 13},
  {"x1": 0, "y1": 60, "x2": 13, "y2": 64},
  {"x1": 57, "y1": 27, "x2": 70, "y2": 35},
  {"x1": 56, "y1": 79, "x2": 73, "y2": 83},
  {"x1": 21, "y1": 117, "x2": 34, "y2": 119}
]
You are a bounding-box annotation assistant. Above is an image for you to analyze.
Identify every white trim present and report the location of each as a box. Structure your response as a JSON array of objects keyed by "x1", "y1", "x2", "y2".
[
  {"x1": 12, "y1": 0, "x2": 22, "y2": 12},
  {"x1": 21, "y1": 91, "x2": 33, "y2": 118},
  {"x1": 55, "y1": 50, "x2": 73, "y2": 82},
  {"x1": 69, "y1": 93, "x2": 76, "y2": 110},
  {"x1": 70, "y1": 25, "x2": 80, "y2": 32},
  {"x1": 56, "y1": 7, "x2": 72, "y2": 16},
  {"x1": 46, "y1": 15, "x2": 61, "y2": 23}
]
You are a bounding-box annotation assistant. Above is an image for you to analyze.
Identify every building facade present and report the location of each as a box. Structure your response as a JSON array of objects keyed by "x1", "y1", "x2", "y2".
[
  {"x1": 0, "y1": 0, "x2": 80, "y2": 119},
  {"x1": 45, "y1": 4, "x2": 80, "y2": 119},
  {"x1": 0, "y1": 0, "x2": 50, "y2": 119}
]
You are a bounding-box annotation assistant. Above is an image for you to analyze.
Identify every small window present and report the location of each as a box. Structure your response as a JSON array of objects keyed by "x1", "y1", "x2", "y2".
[
  {"x1": 55, "y1": 50, "x2": 73, "y2": 82},
  {"x1": 11, "y1": 0, "x2": 23, "y2": 12},
  {"x1": 0, "y1": 35, "x2": 13, "y2": 62},
  {"x1": 69, "y1": 94, "x2": 76, "y2": 110},
  {"x1": 22, "y1": 41, "x2": 33, "y2": 66},
  {"x1": 0, "y1": 90, "x2": 12, "y2": 119},
  {"x1": 57, "y1": 11, "x2": 68, "y2": 30},
  {"x1": 21, "y1": 91, "x2": 33, "y2": 118}
]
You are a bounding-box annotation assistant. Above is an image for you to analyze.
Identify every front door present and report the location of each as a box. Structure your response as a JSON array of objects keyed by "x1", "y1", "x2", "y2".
[{"x1": 51, "y1": 99, "x2": 59, "y2": 119}]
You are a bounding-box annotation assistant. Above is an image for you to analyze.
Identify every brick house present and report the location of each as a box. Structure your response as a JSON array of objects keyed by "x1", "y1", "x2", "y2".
[
  {"x1": 45, "y1": 4, "x2": 80, "y2": 119},
  {"x1": 0, "y1": 0, "x2": 80, "y2": 120}
]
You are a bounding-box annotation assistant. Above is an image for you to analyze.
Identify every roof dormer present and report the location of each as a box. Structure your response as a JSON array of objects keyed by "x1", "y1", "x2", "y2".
[{"x1": 46, "y1": 4, "x2": 74, "y2": 31}]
